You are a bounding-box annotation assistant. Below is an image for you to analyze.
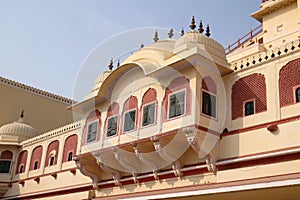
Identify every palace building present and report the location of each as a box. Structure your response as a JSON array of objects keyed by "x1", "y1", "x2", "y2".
[{"x1": 1, "y1": 0, "x2": 300, "y2": 199}]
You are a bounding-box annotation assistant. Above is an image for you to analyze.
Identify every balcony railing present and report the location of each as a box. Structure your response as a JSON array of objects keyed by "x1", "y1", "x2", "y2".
[{"x1": 225, "y1": 24, "x2": 263, "y2": 54}]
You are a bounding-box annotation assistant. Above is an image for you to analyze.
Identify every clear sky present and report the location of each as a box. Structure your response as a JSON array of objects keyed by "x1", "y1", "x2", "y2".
[{"x1": 0, "y1": 1, "x2": 261, "y2": 100}]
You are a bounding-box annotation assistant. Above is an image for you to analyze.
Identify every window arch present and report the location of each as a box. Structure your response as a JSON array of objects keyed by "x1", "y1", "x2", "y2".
[
  {"x1": 83, "y1": 110, "x2": 101, "y2": 144},
  {"x1": 45, "y1": 141, "x2": 59, "y2": 167},
  {"x1": 122, "y1": 96, "x2": 138, "y2": 133},
  {"x1": 201, "y1": 77, "x2": 217, "y2": 118},
  {"x1": 30, "y1": 146, "x2": 43, "y2": 171},
  {"x1": 279, "y1": 58, "x2": 300, "y2": 107},
  {"x1": 163, "y1": 76, "x2": 191, "y2": 121},
  {"x1": 141, "y1": 88, "x2": 157, "y2": 127},
  {"x1": 63, "y1": 134, "x2": 78, "y2": 163},
  {"x1": 0, "y1": 150, "x2": 13, "y2": 174},
  {"x1": 232, "y1": 73, "x2": 267, "y2": 120},
  {"x1": 16, "y1": 150, "x2": 28, "y2": 174},
  {"x1": 105, "y1": 102, "x2": 120, "y2": 137}
]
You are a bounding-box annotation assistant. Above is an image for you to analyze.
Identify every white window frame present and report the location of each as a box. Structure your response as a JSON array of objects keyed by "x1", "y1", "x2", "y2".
[
  {"x1": 33, "y1": 160, "x2": 39, "y2": 170},
  {"x1": 67, "y1": 151, "x2": 74, "y2": 162},
  {"x1": 123, "y1": 108, "x2": 137, "y2": 133},
  {"x1": 243, "y1": 99, "x2": 256, "y2": 117},
  {"x1": 201, "y1": 89, "x2": 217, "y2": 120},
  {"x1": 141, "y1": 101, "x2": 157, "y2": 128},
  {"x1": 167, "y1": 88, "x2": 187, "y2": 120},
  {"x1": 106, "y1": 115, "x2": 119, "y2": 138},
  {"x1": 85, "y1": 120, "x2": 99, "y2": 144}
]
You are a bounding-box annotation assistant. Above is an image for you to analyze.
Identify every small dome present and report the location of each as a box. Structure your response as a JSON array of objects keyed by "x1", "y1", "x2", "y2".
[
  {"x1": 0, "y1": 115, "x2": 38, "y2": 143},
  {"x1": 174, "y1": 30, "x2": 226, "y2": 59},
  {"x1": 85, "y1": 70, "x2": 111, "y2": 99}
]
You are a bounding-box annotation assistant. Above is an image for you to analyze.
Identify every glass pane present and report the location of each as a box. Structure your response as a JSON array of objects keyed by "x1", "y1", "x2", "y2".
[
  {"x1": 245, "y1": 101, "x2": 254, "y2": 116},
  {"x1": 143, "y1": 103, "x2": 155, "y2": 126},
  {"x1": 107, "y1": 116, "x2": 118, "y2": 137},
  {"x1": 124, "y1": 110, "x2": 136, "y2": 132},
  {"x1": 0, "y1": 160, "x2": 11, "y2": 173}
]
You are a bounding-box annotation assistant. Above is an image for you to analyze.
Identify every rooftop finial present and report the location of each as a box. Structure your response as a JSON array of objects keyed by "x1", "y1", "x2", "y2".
[
  {"x1": 181, "y1": 28, "x2": 184, "y2": 36},
  {"x1": 117, "y1": 60, "x2": 120, "y2": 67},
  {"x1": 205, "y1": 24, "x2": 211, "y2": 37},
  {"x1": 198, "y1": 20, "x2": 204, "y2": 33},
  {"x1": 108, "y1": 58, "x2": 113, "y2": 70},
  {"x1": 20, "y1": 110, "x2": 24, "y2": 118},
  {"x1": 190, "y1": 16, "x2": 196, "y2": 30},
  {"x1": 140, "y1": 43, "x2": 144, "y2": 48},
  {"x1": 168, "y1": 28, "x2": 174, "y2": 38},
  {"x1": 153, "y1": 30, "x2": 159, "y2": 42}
]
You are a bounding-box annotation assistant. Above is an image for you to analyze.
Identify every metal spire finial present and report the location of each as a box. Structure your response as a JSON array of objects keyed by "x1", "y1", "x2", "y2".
[
  {"x1": 205, "y1": 24, "x2": 211, "y2": 37},
  {"x1": 20, "y1": 110, "x2": 24, "y2": 118},
  {"x1": 190, "y1": 16, "x2": 196, "y2": 30},
  {"x1": 198, "y1": 20, "x2": 204, "y2": 33},
  {"x1": 140, "y1": 43, "x2": 144, "y2": 48},
  {"x1": 181, "y1": 28, "x2": 184, "y2": 36},
  {"x1": 153, "y1": 30, "x2": 159, "y2": 42},
  {"x1": 108, "y1": 58, "x2": 113, "y2": 70},
  {"x1": 168, "y1": 28, "x2": 174, "y2": 38}
]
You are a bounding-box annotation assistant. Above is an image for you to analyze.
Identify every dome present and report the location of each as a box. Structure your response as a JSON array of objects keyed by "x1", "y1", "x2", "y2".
[
  {"x1": 0, "y1": 114, "x2": 38, "y2": 143},
  {"x1": 85, "y1": 70, "x2": 111, "y2": 99},
  {"x1": 174, "y1": 30, "x2": 226, "y2": 60}
]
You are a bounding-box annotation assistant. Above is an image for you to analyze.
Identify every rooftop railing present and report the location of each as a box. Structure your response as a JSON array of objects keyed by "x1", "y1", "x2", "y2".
[{"x1": 225, "y1": 24, "x2": 263, "y2": 54}]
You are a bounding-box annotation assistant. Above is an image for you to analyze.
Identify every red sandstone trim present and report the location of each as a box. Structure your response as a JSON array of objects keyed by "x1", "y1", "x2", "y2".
[{"x1": 222, "y1": 114, "x2": 300, "y2": 137}]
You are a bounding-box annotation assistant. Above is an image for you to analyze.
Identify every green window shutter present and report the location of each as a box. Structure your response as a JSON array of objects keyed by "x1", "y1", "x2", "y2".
[
  {"x1": 124, "y1": 110, "x2": 136, "y2": 132},
  {"x1": 143, "y1": 103, "x2": 155, "y2": 126},
  {"x1": 86, "y1": 121, "x2": 98, "y2": 143},
  {"x1": 169, "y1": 90, "x2": 186, "y2": 119},
  {"x1": 107, "y1": 116, "x2": 118, "y2": 137},
  {"x1": 202, "y1": 91, "x2": 216, "y2": 118}
]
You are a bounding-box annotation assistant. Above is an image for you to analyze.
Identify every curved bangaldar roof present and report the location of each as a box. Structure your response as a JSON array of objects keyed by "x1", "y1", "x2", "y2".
[
  {"x1": 71, "y1": 25, "x2": 231, "y2": 111},
  {"x1": 0, "y1": 112, "x2": 38, "y2": 144}
]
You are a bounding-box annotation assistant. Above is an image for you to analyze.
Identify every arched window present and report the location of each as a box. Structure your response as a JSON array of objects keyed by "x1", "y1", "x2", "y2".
[
  {"x1": 45, "y1": 141, "x2": 59, "y2": 167},
  {"x1": 105, "y1": 102, "x2": 120, "y2": 137},
  {"x1": 279, "y1": 58, "x2": 300, "y2": 107},
  {"x1": 84, "y1": 110, "x2": 101, "y2": 144},
  {"x1": 245, "y1": 101, "x2": 255, "y2": 116},
  {"x1": 295, "y1": 87, "x2": 300, "y2": 103},
  {"x1": 232, "y1": 73, "x2": 267, "y2": 120},
  {"x1": 30, "y1": 146, "x2": 43, "y2": 171},
  {"x1": 16, "y1": 150, "x2": 28, "y2": 174},
  {"x1": 122, "y1": 96, "x2": 138, "y2": 133},
  {"x1": 67, "y1": 152, "x2": 73, "y2": 162},
  {"x1": 141, "y1": 88, "x2": 157, "y2": 127},
  {"x1": 163, "y1": 76, "x2": 191, "y2": 121},
  {"x1": 63, "y1": 135, "x2": 78, "y2": 163},
  {"x1": 0, "y1": 150, "x2": 13, "y2": 174},
  {"x1": 201, "y1": 77, "x2": 217, "y2": 118},
  {"x1": 33, "y1": 161, "x2": 39, "y2": 170}
]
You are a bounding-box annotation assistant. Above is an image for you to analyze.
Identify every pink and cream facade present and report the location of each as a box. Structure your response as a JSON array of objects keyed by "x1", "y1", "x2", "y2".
[{"x1": 1, "y1": 0, "x2": 300, "y2": 199}]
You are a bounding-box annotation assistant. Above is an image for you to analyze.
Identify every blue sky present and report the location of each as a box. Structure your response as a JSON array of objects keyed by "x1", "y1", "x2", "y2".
[{"x1": 0, "y1": 1, "x2": 261, "y2": 100}]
